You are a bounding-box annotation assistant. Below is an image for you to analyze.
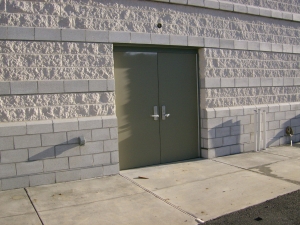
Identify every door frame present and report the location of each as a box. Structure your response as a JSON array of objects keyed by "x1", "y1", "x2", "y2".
[{"x1": 113, "y1": 45, "x2": 202, "y2": 166}]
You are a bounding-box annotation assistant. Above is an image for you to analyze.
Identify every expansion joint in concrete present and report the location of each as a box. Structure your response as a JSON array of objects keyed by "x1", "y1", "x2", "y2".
[
  {"x1": 119, "y1": 174, "x2": 200, "y2": 222},
  {"x1": 24, "y1": 187, "x2": 44, "y2": 225}
]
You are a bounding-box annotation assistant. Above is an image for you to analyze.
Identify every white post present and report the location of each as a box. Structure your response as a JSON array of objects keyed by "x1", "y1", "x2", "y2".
[
  {"x1": 263, "y1": 111, "x2": 267, "y2": 150},
  {"x1": 258, "y1": 109, "x2": 261, "y2": 151},
  {"x1": 254, "y1": 110, "x2": 258, "y2": 152}
]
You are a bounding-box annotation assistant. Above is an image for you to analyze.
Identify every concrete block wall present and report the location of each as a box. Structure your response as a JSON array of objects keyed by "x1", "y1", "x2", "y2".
[
  {"x1": 201, "y1": 103, "x2": 300, "y2": 158},
  {"x1": 0, "y1": 41, "x2": 115, "y2": 122},
  {"x1": 199, "y1": 48, "x2": 300, "y2": 108},
  {"x1": 0, "y1": 40, "x2": 118, "y2": 190},
  {"x1": 0, "y1": 0, "x2": 300, "y2": 46},
  {"x1": 0, "y1": 0, "x2": 299, "y2": 189},
  {"x1": 221, "y1": 0, "x2": 300, "y2": 14},
  {"x1": 0, "y1": 116, "x2": 119, "y2": 191},
  {"x1": 200, "y1": 47, "x2": 300, "y2": 157}
]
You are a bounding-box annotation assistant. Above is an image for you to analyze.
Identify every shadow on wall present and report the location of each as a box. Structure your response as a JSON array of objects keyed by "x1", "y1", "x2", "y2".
[
  {"x1": 202, "y1": 110, "x2": 300, "y2": 158},
  {"x1": 204, "y1": 119, "x2": 242, "y2": 157},
  {"x1": 268, "y1": 114, "x2": 300, "y2": 147},
  {"x1": 29, "y1": 138, "x2": 82, "y2": 161}
]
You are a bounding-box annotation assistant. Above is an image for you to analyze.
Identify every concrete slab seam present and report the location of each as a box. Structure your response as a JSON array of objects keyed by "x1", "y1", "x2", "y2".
[
  {"x1": 24, "y1": 188, "x2": 44, "y2": 225},
  {"x1": 119, "y1": 174, "x2": 202, "y2": 222}
]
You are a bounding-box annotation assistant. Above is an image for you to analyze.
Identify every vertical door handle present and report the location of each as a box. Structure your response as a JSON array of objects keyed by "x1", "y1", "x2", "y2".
[
  {"x1": 150, "y1": 106, "x2": 159, "y2": 120},
  {"x1": 162, "y1": 105, "x2": 170, "y2": 120}
]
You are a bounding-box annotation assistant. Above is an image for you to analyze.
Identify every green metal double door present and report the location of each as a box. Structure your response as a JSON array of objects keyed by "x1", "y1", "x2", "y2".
[{"x1": 114, "y1": 47, "x2": 198, "y2": 170}]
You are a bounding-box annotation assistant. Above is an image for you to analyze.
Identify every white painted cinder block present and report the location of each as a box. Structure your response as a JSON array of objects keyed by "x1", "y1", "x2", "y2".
[
  {"x1": 80, "y1": 141, "x2": 104, "y2": 155},
  {"x1": 204, "y1": 37, "x2": 220, "y2": 48},
  {"x1": 188, "y1": 36, "x2": 204, "y2": 47},
  {"x1": 215, "y1": 146, "x2": 230, "y2": 157},
  {"x1": 53, "y1": 118, "x2": 79, "y2": 132},
  {"x1": 151, "y1": 34, "x2": 170, "y2": 45},
  {"x1": 104, "y1": 139, "x2": 118, "y2": 152},
  {"x1": 62, "y1": 29, "x2": 85, "y2": 42},
  {"x1": 0, "y1": 82, "x2": 10, "y2": 95},
  {"x1": 102, "y1": 116, "x2": 118, "y2": 128},
  {"x1": 103, "y1": 164, "x2": 119, "y2": 176},
  {"x1": 230, "y1": 144, "x2": 243, "y2": 154},
  {"x1": 11, "y1": 81, "x2": 37, "y2": 94},
  {"x1": 215, "y1": 127, "x2": 230, "y2": 138},
  {"x1": 92, "y1": 128, "x2": 110, "y2": 141},
  {"x1": 56, "y1": 170, "x2": 81, "y2": 183},
  {"x1": 203, "y1": 117, "x2": 223, "y2": 129},
  {"x1": 7, "y1": 27, "x2": 34, "y2": 40},
  {"x1": 44, "y1": 158, "x2": 69, "y2": 172},
  {"x1": 201, "y1": 149, "x2": 215, "y2": 159},
  {"x1": 110, "y1": 128, "x2": 118, "y2": 139},
  {"x1": 259, "y1": 8, "x2": 272, "y2": 17},
  {"x1": 170, "y1": 35, "x2": 188, "y2": 46},
  {"x1": 64, "y1": 80, "x2": 89, "y2": 93},
  {"x1": 14, "y1": 134, "x2": 41, "y2": 149},
  {"x1": 29, "y1": 146, "x2": 55, "y2": 161},
  {"x1": 0, "y1": 164, "x2": 17, "y2": 179},
  {"x1": 1, "y1": 149, "x2": 28, "y2": 163},
  {"x1": 16, "y1": 161, "x2": 43, "y2": 176},
  {"x1": 69, "y1": 155, "x2": 94, "y2": 169},
  {"x1": 81, "y1": 167, "x2": 104, "y2": 179},
  {"x1": 2, "y1": 176, "x2": 29, "y2": 190},
  {"x1": 67, "y1": 130, "x2": 92, "y2": 144},
  {"x1": 282, "y1": 44, "x2": 293, "y2": 52},
  {"x1": 131, "y1": 32, "x2": 151, "y2": 44},
  {"x1": 89, "y1": 80, "x2": 107, "y2": 92},
  {"x1": 188, "y1": 0, "x2": 204, "y2": 7},
  {"x1": 41, "y1": 132, "x2": 67, "y2": 146},
  {"x1": 201, "y1": 128, "x2": 216, "y2": 139},
  {"x1": 234, "y1": 40, "x2": 247, "y2": 50},
  {"x1": 93, "y1": 152, "x2": 111, "y2": 165},
  {"x1": 27, "y1": 120, "x2": 53, "y2": 134},
  {"x1": 214, "y1": 107, "x2": 230, "y2": 118},
  {"x1": 247, "y1": 6, "x2": 259, "y2": 15},
  {"x1": 35, "y1": 28, "x2": 61, "y2": 41},
  {"x1": 221, "y1": 78, "x2": 234, "y2": 87},
  {"x1": 111, "y1": 151, "x2": 119, "y2": 163},
  {"x1": 29, "y1": 173, "x2": 56, "y2": 187},
  {"x1": 205, "y1": 78, "x2": 221, "y2": 88},
  {"x1": 220, "y1": 39, "x2": 234, "y2": 49},
  {"x1": 86, "y1": 30, "x2": 109, "y2": 42},
  {"x1": 79, "y1": 117, "x2": 103, "y2": 130},
  {"x1": 170, "y1": 0, "x2": 187, "y2": 4},
  {"x1": 204, "y1": 0, "x2": 219, "y2": 9},
  {"x1": 234, "y1": 4, "x2": 247, "y2": 13},
  {"x1": 230, "y1": 106, "x2": 244, "y2": 117},
  {"x1": 0, "y1": 137, "x2": 14, "y2": 151},
  {"x1": 219, "y1": 1, "x2": 233, "y2": 11},
  {"x1": 204, "y1": 108, "x2": 216, "y2": 119},
  {"x1": 109, "y1": 31, "x2": 130, "y2": 43},
  {"x1": 55, "y1": 144, "x2": 80, "y2": 158}
]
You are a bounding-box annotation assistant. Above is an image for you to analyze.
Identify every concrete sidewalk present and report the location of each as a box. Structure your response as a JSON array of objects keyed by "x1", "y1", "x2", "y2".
[{"x1": 0, "y1": 145, "x2": 299, "y2": 225}]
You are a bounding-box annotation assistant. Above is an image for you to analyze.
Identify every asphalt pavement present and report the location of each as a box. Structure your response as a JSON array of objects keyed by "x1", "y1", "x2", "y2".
[{"x1": 205, "y1": 189, "x2": 300, "y2": 225}]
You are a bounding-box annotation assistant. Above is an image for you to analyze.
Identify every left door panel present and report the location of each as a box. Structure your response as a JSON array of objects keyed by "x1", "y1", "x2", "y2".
[{"x1": 114, "y1": 52, "x2": 161, "y2": 170}]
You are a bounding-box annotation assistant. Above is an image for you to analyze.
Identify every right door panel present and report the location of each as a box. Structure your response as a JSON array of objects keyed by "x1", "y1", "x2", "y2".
[{"x1": 158, "y1": 52, "x2": 198, "y2": 163}]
